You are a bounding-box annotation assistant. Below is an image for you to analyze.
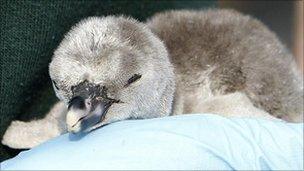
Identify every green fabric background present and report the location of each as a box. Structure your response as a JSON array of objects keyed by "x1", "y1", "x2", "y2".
[{"x1": 0, "y1": 0, "x2": 216, "y2": 161}]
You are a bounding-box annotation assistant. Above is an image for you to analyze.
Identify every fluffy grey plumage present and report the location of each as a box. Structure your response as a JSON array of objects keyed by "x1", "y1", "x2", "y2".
[
  {"x1": 147, "y1": 9, "x2": 303, "y2": 121},
  {"x1": 3, "y1": 9, "x2": 303, "y2": 149}
]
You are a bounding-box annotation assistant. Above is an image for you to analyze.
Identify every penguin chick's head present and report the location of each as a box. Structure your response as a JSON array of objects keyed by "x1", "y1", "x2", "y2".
[{"x1": 49, "y1": 16, "x2": 175, "y2": 133}]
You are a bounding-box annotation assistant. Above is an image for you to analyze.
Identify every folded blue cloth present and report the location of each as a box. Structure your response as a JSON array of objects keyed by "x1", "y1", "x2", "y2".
[{"x1": 1, "y1": 114, "x2": 303, "y2": 170}]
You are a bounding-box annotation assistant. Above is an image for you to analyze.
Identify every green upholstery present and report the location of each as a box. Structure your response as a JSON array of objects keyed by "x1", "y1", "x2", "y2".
[{"x1": 0, "y1": 0, "x2": 216, "y2": 161}]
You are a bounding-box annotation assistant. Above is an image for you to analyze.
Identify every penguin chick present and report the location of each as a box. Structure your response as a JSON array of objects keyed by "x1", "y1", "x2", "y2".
[{"x1": 2, "y1": 9, "x2": 303, "y2": 149}]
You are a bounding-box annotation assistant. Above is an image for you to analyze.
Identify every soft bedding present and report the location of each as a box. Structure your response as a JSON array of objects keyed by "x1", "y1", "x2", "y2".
[{"x1": 1, "y1": 114, "x2": 303, "y2": 170}]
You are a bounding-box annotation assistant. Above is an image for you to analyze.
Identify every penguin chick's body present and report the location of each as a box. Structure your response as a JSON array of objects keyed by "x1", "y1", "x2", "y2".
[
  {"x1": 2, "y1": 9, "x2": 303, "y2": 149},
  {"x1": 148, "y1": 10, "x2": 303, "y2": 121}
]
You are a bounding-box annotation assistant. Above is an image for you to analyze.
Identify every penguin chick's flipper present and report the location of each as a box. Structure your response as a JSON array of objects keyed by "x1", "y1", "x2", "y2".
[{"x1": 2, "y1": 102, "x2": 68, "y2": 149}]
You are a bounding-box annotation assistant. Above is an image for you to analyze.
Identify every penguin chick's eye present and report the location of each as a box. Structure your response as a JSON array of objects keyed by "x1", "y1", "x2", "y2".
[
  {"x1": 52, "y1": 80, "x2": 60, "y2": 90},
  {"x1": 125, "y1": 74, "x2": 142, "y2": 87}
]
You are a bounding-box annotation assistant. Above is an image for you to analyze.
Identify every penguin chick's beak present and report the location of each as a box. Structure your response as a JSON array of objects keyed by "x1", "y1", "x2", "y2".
[{"x1": 66, "y1": 96, "x2": 116, "y2": 133}]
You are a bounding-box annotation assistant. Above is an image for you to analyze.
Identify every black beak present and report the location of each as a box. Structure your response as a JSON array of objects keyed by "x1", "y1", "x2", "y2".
[{"x1": 66, "y1": 96, "x2": 116, "y2": 133}]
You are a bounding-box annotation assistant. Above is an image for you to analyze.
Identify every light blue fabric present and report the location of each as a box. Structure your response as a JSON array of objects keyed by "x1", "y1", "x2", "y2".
[{"x1": 1, "y1": 114, "x2": 303, "y2": 170}]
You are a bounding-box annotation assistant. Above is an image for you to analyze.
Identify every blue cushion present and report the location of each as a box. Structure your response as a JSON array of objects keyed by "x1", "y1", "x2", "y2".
[{"x1": 1, "y1": 114, "x2": 303, "y2": 170}]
